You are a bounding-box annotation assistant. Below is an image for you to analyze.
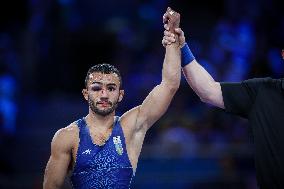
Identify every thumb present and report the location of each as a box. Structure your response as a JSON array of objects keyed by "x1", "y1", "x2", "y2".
[{"x1": 174, "y1": 28, "x2": 182, "y2": 34}]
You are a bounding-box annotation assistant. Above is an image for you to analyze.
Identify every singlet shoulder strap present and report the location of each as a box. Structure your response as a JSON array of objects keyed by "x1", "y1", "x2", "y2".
[
  {"x1": 115, "y1": 116, "x2": 120, "y2": 123},
  {"x1": 75, "y1": 118, "x2": 85, "y2": 130},
  {"x1": 75, "y1": 117, "x2": 91, "y2": 142},
  {"x1": 112, "y1": 116, "x2": 122, "y2": 133}
]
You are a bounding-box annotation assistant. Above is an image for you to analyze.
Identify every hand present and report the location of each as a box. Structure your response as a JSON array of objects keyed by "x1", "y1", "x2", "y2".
[
  {"x1": 162, "y1": 28, "x2": 186, "y2": 48},
  {"x1": 163, "y1": 7, "x2": 180, "y2": 33}
]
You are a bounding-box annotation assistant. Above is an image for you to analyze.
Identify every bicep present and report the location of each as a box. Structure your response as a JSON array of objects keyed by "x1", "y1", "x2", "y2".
[
  {"x1": 182, "y1": 61, "x2": 224, "y2": 108},
  {"x1": 138, "y1": 82, "x2": 176, "y2": 129},
  {"x1": 43, "y1": 131, "x2": 72, "y2": 189},
  {"x1": 121, "y1": 82, "x2": 176, "y2": 133},
  {"x1": 206, "y1": 82, "x2": 225, "y2": 109}
]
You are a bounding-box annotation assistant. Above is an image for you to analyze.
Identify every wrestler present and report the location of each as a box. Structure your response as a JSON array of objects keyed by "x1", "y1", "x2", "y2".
[{"x1": 43, "y1": 7, "x2": 181, "y2": 189}]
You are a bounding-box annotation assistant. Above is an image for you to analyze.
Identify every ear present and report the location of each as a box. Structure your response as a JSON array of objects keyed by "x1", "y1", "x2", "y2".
[
  {"x1": 118, "y1": 90, "x2": 124, "y2": 102},
  {"x1": 82, "y1": 88, "x2": 88, "y2": 101}
]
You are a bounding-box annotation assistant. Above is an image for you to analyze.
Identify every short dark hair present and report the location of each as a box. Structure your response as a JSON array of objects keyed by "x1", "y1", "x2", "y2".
[{"x1": 85, "y1": 63, "x2": 122, "y2": 88}]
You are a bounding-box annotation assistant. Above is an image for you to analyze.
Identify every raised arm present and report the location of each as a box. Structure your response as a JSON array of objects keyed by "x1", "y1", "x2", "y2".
[
  {"x1": 183, "y1": 60, "x2": 224, "y2": 109},
  {"x1": 163, "y1": 27, "x2": 224, "y2": 109},
  {"x1": 121, "y1": 8, "x2": 181, "y2": 132},
  {"x1": 138, "y1": 9, "x2": 181, "y2": 130},
  {"x1": 43, "y1": 127, "x2": 73, "y2": 189}
]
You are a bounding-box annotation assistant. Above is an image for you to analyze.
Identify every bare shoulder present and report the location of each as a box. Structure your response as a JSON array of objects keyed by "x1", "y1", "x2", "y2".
[{"x1": 51, "y1": 122, "x2": 79, "y2": 152}]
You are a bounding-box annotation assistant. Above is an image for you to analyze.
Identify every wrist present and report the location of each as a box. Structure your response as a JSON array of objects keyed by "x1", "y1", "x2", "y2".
[
  {"x1": 181, "y1": 42, "x2": 195, "y2": 67},
  {"x1": 180, "y1": 41, "x2": 186, "y2": 48}
]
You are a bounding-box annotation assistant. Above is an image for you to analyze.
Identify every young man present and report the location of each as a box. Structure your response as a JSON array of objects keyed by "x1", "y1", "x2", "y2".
[
  {"x1": 162, "y1": 8, "x2": 284, "y2": 189},
  {"x1": 43, "y1": 8, "x2": 181, "y2": 189}
]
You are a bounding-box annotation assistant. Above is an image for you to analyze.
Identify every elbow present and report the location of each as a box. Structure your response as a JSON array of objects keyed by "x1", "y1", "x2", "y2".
[
  {"x1": 161, "y1": 80, "x2": 180, "y2": 93},
  {"x1": 198, "y1": 90, "x2": 214, "y2": 104},
  {"x1": 200, "y1": 96, "x2": 210, "y2": 104},
  {"x1": 163, "y1": 71, "x2": 180, "y2": 90},
  {"x1": 170, "y1": 85, "x2": 179, "y2": 93},
  {"x1": 168, "y1": 81, "x2": 180, "y2": 93},
  {"x1": 199, "y1": 93, "x2": 216, "y2": 106},
  {"x1": 198, "y1": 82, "x2": 220, "y2": 106}
]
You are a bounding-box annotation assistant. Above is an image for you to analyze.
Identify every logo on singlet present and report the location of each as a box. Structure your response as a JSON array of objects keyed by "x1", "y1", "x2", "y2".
[
  {"x1": 113, "y1": 136, "x2": 123, "y2": 155},
  {"x1": 82, "y1": 149, "x2": 91, "y2": 155}
]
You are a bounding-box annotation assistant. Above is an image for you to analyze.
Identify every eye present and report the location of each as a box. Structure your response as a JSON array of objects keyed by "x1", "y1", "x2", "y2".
[
  {"x1": 108, "y1": 86, "x2": 116, "y2": 91},
  {"x1": 91, "y1": 86, "x2": 102, "y2": 91}
]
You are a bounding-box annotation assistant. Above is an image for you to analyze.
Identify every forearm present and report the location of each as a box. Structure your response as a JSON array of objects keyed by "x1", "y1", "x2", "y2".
[
  {"x1": 183, "y1": 60, "x2": 223, "y2": 108},
  {"x1": 43, "y1": 150, "x2": 70, "y2": 189},
  {"x1": 43, "y1": 170, "x2": 63, "y2": 189},
  {"x1": 43, "y1": 171, "x2": 64, "y2": 189},
  {"x1": 43, "y1": 181, "x2": 61, "y2": 189},
  {"x1": 136, "y1": 42, "x2": 181, "y2": 129},
  {"x1": 162, "y1": 42, "x2": 181, "y2": 90}
]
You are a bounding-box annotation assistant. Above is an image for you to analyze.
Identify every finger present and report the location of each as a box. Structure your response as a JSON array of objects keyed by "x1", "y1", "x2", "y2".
[
  {"x1": 174, "y1": 28, "x2": 182, "y2": 34},
  {"x1": 162, "y1": 41, "x2": 172, "y2": 46},
  {"x1": 165, "y1": 30, "x2": 175, "y2": 37},
  {"x1": 164, "y1": 36, "x2": 176, "y2": 43},
  {"x1": 163, "y1": 13, "x2": 171, "y2": 23},
  {"x1": 174, "y1": 28, "x2": 180, "y2": 34},
  {"x1": 164, "y1": 30, "x2": 174, "y2": 37},
  {"x1": 164, "y1": 24, "x2": 170, "y2": 31},
  {"x1": 180, "y1": 29, "x2": 184, "y2": 36},
  {"x1": 175, "y1": 12, "x2": 180, "y2": 19},
  {"x1": 163, "y1": 36, "x2": 169, "y2": 43},
  {"x1": 175, "y1": 28, "x2": 184, "y2": 37},
  {"x1": 167, "y1": 7, "x2": 177, "y2": 17},
  {"x1": 163, "y1": 13, "x2": 169, "y2": 24},
  {"x1": 162, "y1": 39, "x2": 166, "y2": 47},
  {"x1": 163, "y1": 35, "x2": 174, "y2": 43},
  {"x1": 162, "y1": 39, "x2": 171, "y2": 47}
]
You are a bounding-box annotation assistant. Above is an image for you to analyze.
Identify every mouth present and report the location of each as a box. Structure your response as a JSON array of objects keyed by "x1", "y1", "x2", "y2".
[{"x1": 97, "y1": 102, "x2": 112, "y2": 107}]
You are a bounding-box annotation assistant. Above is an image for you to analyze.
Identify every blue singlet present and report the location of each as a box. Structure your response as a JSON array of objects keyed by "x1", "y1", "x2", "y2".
[{"x1": 71, "y1": 116, "x2": 134, "y2": 189}]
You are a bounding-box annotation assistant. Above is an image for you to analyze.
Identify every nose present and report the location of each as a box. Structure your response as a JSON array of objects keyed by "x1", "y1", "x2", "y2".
[{"x1": 100, "y1": 88, "x2": 109, "y2": 98}]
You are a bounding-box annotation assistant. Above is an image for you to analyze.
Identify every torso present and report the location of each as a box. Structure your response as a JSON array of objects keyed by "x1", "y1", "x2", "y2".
[
  {"x1": 248, "y1": 81, "x2": 284, "y2": 188},
  {"x1": 221, "y1": 78, "x2": 284, "y2": 188},
  {"x1": 69, "y1": 116, "x2": 138, "y2": 188},
  {"x1": 66, "y1": 115, "x2": 146, "y2": 174}
]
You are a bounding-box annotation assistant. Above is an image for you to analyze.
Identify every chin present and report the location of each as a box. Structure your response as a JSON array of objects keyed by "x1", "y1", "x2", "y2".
[
  {"x1": 97, "y1": 111, "x2": 114, "y2": 117},
  {"x1": 94, "y1": 107, "x2": 115, "y2": 116}
]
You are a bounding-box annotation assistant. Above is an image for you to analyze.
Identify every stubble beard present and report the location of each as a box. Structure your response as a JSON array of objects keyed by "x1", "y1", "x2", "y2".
[{"x1": 88, "y1": 97, "x2": 118, "y2": 117}]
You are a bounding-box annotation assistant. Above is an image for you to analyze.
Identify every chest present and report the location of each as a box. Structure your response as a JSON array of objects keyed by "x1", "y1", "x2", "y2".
[
  {"x1": 249, "y1": 90, "x2": 284, "y2": 144},
  {"x1": 73, "y1": 133, "x2": 130, "y2": 170},
  {"x1": 254, "y1": 89, "x2": 284, "y2": 122}
]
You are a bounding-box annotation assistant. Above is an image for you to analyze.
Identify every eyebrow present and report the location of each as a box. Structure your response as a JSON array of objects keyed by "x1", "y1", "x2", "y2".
[{"x1": 90, "y1": 82, "x2": 118, "y2": 87}]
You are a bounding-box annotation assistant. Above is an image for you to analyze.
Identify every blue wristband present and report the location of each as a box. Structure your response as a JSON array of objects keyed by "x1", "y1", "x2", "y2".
[{"x1": 181, "y1": 43, "x2": 195, "y2": 67}]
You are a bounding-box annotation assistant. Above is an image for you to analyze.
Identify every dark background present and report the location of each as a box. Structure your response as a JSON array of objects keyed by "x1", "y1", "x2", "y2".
[{"x1": 0, "y1": 0, "x2": 283, "y2": 188}]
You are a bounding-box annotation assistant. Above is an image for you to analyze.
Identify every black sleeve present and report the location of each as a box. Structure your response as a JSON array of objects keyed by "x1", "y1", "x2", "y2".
[{"x1": 220, "y1": 77, "x2": 272, "y2": 118}]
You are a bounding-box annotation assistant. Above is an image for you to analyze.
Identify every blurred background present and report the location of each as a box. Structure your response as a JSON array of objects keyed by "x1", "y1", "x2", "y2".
[{"x1": 0, "y1": 0, "x2": 283, "y2": 188}]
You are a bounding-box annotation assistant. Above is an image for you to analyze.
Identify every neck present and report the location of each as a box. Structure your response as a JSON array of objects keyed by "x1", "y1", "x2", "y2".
[{"x1": 86, "y1": 110, "x2": 115, "y2": 131}]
